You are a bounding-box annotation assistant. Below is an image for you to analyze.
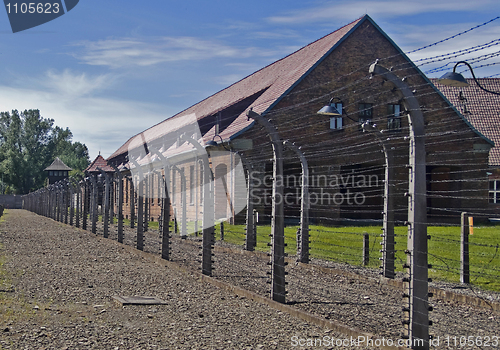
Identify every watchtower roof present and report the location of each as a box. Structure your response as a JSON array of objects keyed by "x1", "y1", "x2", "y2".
[{"x1": 44, "y1": 157, "x2": 72, "y2": 171}]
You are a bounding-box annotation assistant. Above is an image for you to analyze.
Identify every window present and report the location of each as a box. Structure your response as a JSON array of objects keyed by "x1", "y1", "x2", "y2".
[
  {"x1": 330, "y1": 117, "x2": 343, "y2": 130},
  {"x1": 150, "y1": 175, "x2": 155, "y2": 205},
  {"x1": 490, "y1": 180, "x2": 500, "y2": 204},
  {"x1": 49, "y1": 171, "x2": 53, "y2": 176},
  {"x1": 329, "y1": 102, "x2": 343, "y2": 130},
  {"x1": 125, "y1": 178, "x2": 129, "y2": 204},
  {"x1": 199, "y1": 161, "x2": 204, "y2": 204},
  {"x1": 172, "y1": 170, "x2": 176, "y2": 204},
  {"x1": 387, "y1": 104, "x2": 402, "y2": 130},
  {"x1": 358, "y1": 103, "x2": 373, "y2": 126},
  {"x1": 190, "y1": 165, "x2": 195, "y2": 205},
  {"x1": 158, "y1": 173, "x2": 162, "y2": 205}
]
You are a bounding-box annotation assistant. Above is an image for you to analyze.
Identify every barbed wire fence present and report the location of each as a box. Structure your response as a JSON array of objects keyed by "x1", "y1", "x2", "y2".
[{"x1": 21, "y1": 19, "x2": 500, "y2": 349}]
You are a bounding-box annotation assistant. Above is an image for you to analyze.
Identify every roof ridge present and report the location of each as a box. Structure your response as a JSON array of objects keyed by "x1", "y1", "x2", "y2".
[
  {"x1": 44, "y1": 157, "x2": 73, "y2": 171},
  {"x1": 122, "y1": 16, "x2": 366, "y2": 133},
  {"x1": 108, "y1": 15, "x2": 367, "y2": 161},
  {"x1": 86, "y1": 154, "x2": 115, "y2": 173}
]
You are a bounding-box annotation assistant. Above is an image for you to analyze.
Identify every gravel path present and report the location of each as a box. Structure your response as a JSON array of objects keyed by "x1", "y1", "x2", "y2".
[
  {"x1": 0, "y1": 210, "x2": 372, "y2": 350},
  {"x1": 1, "y1": 210, "x2": 500, "y2": 349},
  {"x1": 112, "y1": 216, "x2": 500, "y2": 349},
  {"x1": 115, "y1": 219, "x2": 500, "y2": 340}
]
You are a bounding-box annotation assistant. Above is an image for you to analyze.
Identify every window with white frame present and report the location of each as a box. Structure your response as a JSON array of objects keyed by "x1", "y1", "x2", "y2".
[
  {"x1": 387, "y1": 104, "x2": 402, "y2": 130},
  {"x1": 172, "y1": 170, "x2": 176, "y2": 204},
  {"x1": 329, "y1": 102, "x2": 343, "y2": 130},
  {"x1": 490, "y1": 179, "x2": 500, "y2": 204},
  {"x1": 189, "y1": 165, "x2": 195, "y2": 205},
  {"x1": 199, "y1": 160, "x2": 204, "y2": 204}
]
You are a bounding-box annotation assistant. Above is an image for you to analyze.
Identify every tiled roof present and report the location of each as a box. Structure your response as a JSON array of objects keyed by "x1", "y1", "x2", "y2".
[
  {"x1": 432, "y1": 78, "x2": 500, "y2": 166},
  {"x1": 44, "y1": 157, "x2": 72, "y2": 171},
  {"x1": 108, "y1": 16, "x2": 366, "y2": 161},
  {"x1": 85, "y1": 154, "x2": 115, "y2": 173}
]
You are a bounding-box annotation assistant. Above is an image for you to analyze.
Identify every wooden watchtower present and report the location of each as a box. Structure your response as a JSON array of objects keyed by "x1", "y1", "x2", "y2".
[{"x1": 44, "y1": 157, "x2": 72, "y2": 185}]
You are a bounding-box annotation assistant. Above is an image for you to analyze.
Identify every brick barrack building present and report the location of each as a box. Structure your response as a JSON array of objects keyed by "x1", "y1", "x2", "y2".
[{"x1": 105, "y1": 15, "x2": 495, "y2": 226}]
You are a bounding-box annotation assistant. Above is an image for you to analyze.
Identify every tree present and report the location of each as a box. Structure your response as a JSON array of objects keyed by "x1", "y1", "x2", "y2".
[{"x1": 0, "y1": 109, "x2": 90, "y2": 194}]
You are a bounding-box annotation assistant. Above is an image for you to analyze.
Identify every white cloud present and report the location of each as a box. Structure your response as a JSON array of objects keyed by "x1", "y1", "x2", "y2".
[
  {"x1": 389, "y1": 23, "x2": 500, "y2": 77},
  {"x1": 267, "y1": 0, "x2": 495, "y2": 24},
  {"x1": 262, "y1": 0, "x2": 500, "y2": 78},
  {"x1": 71, "y1": 36, "x2": 262, "y2": 68},
  {"x1": 42, "y1": 69, "x2": 114, "y2": 97},
  {"x1": 252, "y1": 30, "x2": 302, "y2": 40},
  {"x1": 0, "y1": 83, "x2": 175, "y2": 159}
]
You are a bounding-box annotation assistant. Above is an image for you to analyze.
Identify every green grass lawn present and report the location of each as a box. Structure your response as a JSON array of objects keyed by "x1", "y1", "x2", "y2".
[
  {"x1": 92, "y1": 212, "x2": 500, "y2": 292},
  {"x1": 213, "y1": 222, "x2": 500, "y2": 292}
]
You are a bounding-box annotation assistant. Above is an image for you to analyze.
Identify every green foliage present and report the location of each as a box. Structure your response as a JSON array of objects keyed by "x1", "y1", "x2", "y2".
[{"x1": 0, "y1": 109, "x2": 90, "y2": 194}]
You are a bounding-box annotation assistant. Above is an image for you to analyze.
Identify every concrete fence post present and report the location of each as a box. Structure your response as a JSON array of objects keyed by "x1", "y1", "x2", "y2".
[
  {"x1": 129, "y1": 159, "x2": 145, "y2": 250},
  {"x1": 75, "y1": 180, "x2": 81, "y2": 228},
  {"x1": 68, "y1": 181, "x2": 74, "y2": 226},
  {"x1": 90, "y1": 175, "x2": 98, "y2": 234},
  {"x1": 65, "y1": 181, "x2": 70, "y2": 224},
  {"x1": 363, "y1": 232, "x2": 370, "y2": 266},
  {"x1": 129, "y1": 176, "x2": 135, "y2": 229},
  {"x1": 243, "y1": 161, "x2": 256, "y2": 251},
  {"x1": 370, "y1": 62, "x2": 429, "y2": 349},
  {"x1": 461, "y1": 212, "x2": 470, "y2": 284},
  {"x1": 149, "y1": 148, "x2": 172, "y2": 261},
  {"x1": 110, "y1": 164, "x2": 124, "y2": 243},
  {"x1": 283, "y1": 140, "x2": 309, "y2": 264},
  {"x1": 82, "y1": 178, "x2": 89, "y2": 231},
  {"x1": 144, "y1": 175, "x2": 149, "y2": 233},
  {"x1": 58, "y1": 183, "x2": 63, "y2": 222},
  {"x1": 247, "y1": 109, "x2": 286, "y2": 304},
  {"x1": 362, "y1": 123, "x2": 395, "y2": 278},
  {"x1": 54, "y1": 185, "x2": 59, "y2": 222},
  {"x1": 98, "y1": 168, "x2": 111, "y2": 239},
  {"x1": 179, "y1": 133, "x2": 215, "y2": 277}
]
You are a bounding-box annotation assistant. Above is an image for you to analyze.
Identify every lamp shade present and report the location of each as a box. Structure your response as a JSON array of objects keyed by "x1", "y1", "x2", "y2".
[
  {"x1": 205, "y1": 140, "x2": 218, "y2": 147},
  {"x1": 437, "y1": 72, "x2": 470, "y2": 88},
  {"x1": 317, "y1": 104, "x2": 341, "y2": 116}
]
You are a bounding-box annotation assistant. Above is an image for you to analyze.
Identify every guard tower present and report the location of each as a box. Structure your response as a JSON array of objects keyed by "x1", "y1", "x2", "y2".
[{"x1": 44, "y1": 157, "x2": 72, "y2": 185}]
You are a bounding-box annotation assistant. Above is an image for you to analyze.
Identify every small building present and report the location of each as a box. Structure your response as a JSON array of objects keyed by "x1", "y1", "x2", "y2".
[
  {"x1": 85, "y1": 154, "x2": 116, "y2": 208},
  {"x1": 85, "y1": 154, "x2": 115, "y2": 175},
  {"x1": 44, "y1": 157, "x2": 72, "y2": 185}
]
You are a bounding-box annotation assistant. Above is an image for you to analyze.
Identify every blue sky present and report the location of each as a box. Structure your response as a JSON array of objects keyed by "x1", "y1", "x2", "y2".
[{"x1": 1, "y1": 0, "x2": 499, "y2": 160}]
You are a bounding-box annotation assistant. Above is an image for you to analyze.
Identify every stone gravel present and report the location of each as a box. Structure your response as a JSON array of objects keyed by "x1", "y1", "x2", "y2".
[
  {"x1": 1, "y1": 209, "x2": 500, "y2": 349},
  {"x1": 117, "y1": 218, "x2": 500, "y2": 346},
  {"x1": 0, "y1": 210, "x2": 372, "y2": 350}
]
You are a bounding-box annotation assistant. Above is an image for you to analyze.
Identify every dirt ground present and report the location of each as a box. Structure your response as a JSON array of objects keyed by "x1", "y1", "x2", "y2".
[
  {"x1": 1, "y1": 209, "x2": 500, "y2": 349},
  {"x1": 0, "y1": 210, "x2": 374, "y2": 350}
]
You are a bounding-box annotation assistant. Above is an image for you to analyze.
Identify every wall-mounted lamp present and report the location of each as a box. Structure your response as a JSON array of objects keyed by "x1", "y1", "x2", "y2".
[
  {"x1": 437, "y1": 61, "x2": 500, "y2": 95},
  {"x1": 317, "y1": 97, "x2": 342, "y2": 116},
  {"x1": 205, "y1": 134, "x2": 230, "y2": 150}
]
